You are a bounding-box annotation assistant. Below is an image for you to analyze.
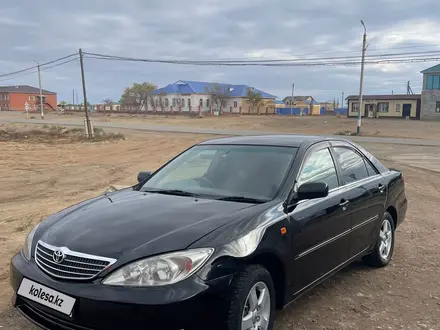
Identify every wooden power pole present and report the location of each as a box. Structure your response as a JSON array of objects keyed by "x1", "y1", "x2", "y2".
[{"x1": 79, "y1": 48, "x2": 93, "y2": 138}]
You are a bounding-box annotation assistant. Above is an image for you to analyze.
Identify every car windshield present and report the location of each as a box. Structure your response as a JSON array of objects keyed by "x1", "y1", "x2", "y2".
[{"x1": 141, "y1": 145, "x2": 297, "y2": 202}]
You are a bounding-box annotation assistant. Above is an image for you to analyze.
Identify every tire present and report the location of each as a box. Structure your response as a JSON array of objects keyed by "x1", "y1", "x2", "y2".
[
  {"x1": 217, "y1": 265, "x2": 276, "y2": 330},
  {"x1": 364, "y1": 212, "x2": 395, "y2": 267}
]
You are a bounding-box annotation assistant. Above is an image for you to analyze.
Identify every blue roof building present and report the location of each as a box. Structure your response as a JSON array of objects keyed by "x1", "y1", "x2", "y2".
[{"x1": 149, "y1": 80, "x2": 277, "y2": 115}]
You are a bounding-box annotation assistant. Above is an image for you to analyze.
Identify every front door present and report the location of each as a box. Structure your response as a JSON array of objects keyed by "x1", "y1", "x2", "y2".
[
  {"x1": 402, "y1": 104, "x2": 411, "y2": 118},
  {"x1": 289, "y1": 145, "x2": 350, "y2": 295},
  {"x1": 331, "y1": 144, "x2": 387, "y2": 257}
]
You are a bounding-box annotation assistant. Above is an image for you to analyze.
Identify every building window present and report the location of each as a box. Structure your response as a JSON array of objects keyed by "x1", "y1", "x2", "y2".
[
  {"x1": 352, "y1": 102, "x2": 359, "y2": 112},
  {"x1": 233, "y1": 101, "x2": 238, "y2": 108},
  {"x1": 33, "y1": 96, "x2": 36, "y2": 101},
  {"x1": 188, "y1": 99, "x2": 191, "y2": 108},
  {"x1": 172, "y1": 98, "x2": 176, "y2": 107},
  {"x1": 155, "y1": 99, "x2": 159, "y2": 107},
  {"x1": 426, "y1": 75, "x2": 440, "y2": 90},
  {"x1": 165, "y1": 98, "x2": 169, "y2": 107},
  {"x1": 28, "y1": 95, "x2": 31, "y2": 101},
  {"x1": 199, "y1": 98, "x2": 203, "y2": 107},
  {"x1": 396, "y1": 104, "x2": 401, "y2": 112},
  {"x1": 377, "y1": 102, "x2": 389, "y2": 113},
  {"x1": 206, "y1": 99, "x2": 210, "y2": 107},
  {"x1": 181, "y1": 99, "x2": 185, "y2": 107},
  {"x1": 436, "y1": 102, "x2": 440, "y2": 113}
]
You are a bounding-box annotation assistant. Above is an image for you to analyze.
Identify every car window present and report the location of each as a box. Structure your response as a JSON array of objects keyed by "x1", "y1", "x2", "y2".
[
  {"x1": 297, "y1": 148, "x2": 339, "y2": 190},
  {"x1": 142, "y1": 145, "x2": 297, "y2": 200},
  {"x1": 333, "y1": 147, "x2": 368, "y2": 184},
  {"x1": 365, "y1": 159, "x2": 378, "y2": 176}
]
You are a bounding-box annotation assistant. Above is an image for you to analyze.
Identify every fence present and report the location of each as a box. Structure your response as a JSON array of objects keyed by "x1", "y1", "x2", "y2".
[
  {"x1": 334, "y1": 108, "x2": 348, "y2": 116},
  {"x1": 276, "y1": 107, "x2": 309, "y2": 115}
]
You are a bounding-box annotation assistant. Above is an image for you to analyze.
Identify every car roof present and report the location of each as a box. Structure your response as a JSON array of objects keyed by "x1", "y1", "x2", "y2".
[{"x1": 198, "y1": 135, "x2": 341, "y2": 148}]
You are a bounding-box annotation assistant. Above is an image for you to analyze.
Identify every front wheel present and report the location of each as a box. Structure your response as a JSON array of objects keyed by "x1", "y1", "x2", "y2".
[
  {"x1": 364, "y1": 212, "x2": 395, "y2": 267},
  {"x1": 219, "y1": 265, "x2": 275, "y2": 330}
]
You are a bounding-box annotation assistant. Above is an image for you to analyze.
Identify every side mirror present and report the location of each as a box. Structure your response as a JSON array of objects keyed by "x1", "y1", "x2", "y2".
[
  {"x1": 297, "y1": 182, "x2": 329, "y2": 200},
  {"x1": 137, "y1": 171, "x2": 152, "y2": 183}
]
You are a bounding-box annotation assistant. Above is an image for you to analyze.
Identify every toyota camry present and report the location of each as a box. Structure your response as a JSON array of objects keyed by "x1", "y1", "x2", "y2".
[{"x1": 10, "y1": 135, "x2": 407, "y2": 330}]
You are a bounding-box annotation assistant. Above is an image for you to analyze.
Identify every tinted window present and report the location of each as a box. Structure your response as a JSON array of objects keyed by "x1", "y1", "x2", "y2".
[
  {"x1": 297, "y1": 148, "x2": 338, "y2": 190},
  {"x1": 365, "y1": 160, "x2": 378, "y2": 176},
  {"x1": 333, "y1": 147, "x2": 368, "y2": 184},
  {"x1": 142, "y1": 145, "x2": 297, "y2": 200}
]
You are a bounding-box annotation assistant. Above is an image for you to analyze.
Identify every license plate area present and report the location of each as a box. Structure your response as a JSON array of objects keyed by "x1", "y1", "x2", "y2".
[{"x1": 17, "y1": 278, "x2": 76, "y2": 316}]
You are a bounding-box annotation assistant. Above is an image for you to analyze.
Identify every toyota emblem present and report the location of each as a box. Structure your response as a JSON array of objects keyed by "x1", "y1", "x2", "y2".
[{"x1": 53, "y1": 249, "x2": 65, "y2": 264}]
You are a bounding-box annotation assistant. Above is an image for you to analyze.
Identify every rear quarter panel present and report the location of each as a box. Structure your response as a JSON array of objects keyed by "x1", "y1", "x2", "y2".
[{"x1": 382, "y1": 170, "x2": 407, "y2": 228}]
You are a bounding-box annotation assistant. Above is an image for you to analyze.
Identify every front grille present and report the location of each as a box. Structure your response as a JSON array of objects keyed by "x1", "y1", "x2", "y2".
[{"x1": 35, "y1": 241, "x2": 117, "y2": 280}]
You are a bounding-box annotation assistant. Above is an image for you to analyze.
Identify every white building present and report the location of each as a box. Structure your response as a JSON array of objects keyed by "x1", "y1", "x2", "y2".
[{"x1": 148, "y1": 80, "x2": 276, "y2": 114}]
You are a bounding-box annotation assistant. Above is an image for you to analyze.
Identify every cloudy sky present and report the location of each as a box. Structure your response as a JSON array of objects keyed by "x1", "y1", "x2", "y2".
[{"x1": 1, "y1": 0, "x2": 440, "y2": 104}]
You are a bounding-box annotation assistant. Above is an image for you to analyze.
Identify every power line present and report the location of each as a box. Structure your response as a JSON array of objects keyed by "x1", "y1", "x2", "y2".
[
  {"x1": 84, "y1": 51, "x2": 440, "y2": 67},
  {"x1": 0, "y1": 56, "x2": 79, "y2": 82},
  {"x1": 0, "y1": 53, "x2": 78, "y2": 79},
  {"x1": 84, "y1": 50, "x2": 440, "y2": 64}
]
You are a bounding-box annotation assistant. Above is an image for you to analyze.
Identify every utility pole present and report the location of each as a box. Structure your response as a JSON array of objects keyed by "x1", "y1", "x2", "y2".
[
  {"x1": 407, "y1": 81, "x2": 414, "y2": 95},
  {"x1": 357, "y1": 20, "x2": 367, "y2": 135},
  {"x1": 341, "y1": 92, "x2": 344, "y2": 108},
  {"x1": 79, "y1": 48, "x2": 93, "y2": 138},
  {"x1": 73, "y1": 89, "x2": 75, "y2": 106},
  {"x1": 291, "y1": 82, "x2": 295, "y2": 116},
  {"x1": 33, "y1": 60, "x2": 44, "y2": 120}
]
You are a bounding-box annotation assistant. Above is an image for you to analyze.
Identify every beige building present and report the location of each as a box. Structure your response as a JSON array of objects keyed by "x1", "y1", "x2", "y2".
[{"x1": 346, "y1": 94, "x2": 421, "y2": 119}]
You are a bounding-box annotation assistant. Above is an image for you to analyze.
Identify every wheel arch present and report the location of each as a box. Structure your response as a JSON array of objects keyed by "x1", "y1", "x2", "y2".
[
  {"x1": 248, "y1": 252, "x2": 287, "y2": 309},
  {"x1": 385, "y1": 205, "x2": 398, "y2": 229}
]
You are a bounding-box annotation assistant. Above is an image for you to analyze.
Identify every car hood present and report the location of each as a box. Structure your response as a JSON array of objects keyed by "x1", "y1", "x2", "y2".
[{"x1": 38, "y1": 190, "x2": 256, "y2": 260}]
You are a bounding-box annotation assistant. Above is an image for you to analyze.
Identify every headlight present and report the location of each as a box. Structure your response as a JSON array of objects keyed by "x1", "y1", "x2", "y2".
[
  {"x1": 22, "y1": 223, "x2": 40, "y2": 261},
  {"x1": 102, "y1": 248, "x2": 214, "y2": 287}
]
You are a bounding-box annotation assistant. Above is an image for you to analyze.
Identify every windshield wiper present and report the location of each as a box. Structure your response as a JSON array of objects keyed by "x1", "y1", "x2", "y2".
[
  {"x1": 144, "y1": 189, "x2": 199, "y2": 197},
  {"x1": 216, "y1": 196, "x2": 267, "y2": 204}
]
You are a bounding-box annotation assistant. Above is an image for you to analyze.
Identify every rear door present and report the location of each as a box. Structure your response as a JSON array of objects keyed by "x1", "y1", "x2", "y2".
[
  {"x1": 289, "y1": 143, "x2": 351, "y2": 295},
  {"x1": 330, "y1": 142, "x2": 387, "y2": 257}
]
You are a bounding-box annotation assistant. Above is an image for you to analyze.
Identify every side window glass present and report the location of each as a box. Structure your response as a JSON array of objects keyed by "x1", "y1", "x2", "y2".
[
  {"x1": 365, "y1": 160, "x2": 378, "y2": 176},
  {"x1": 333, "y1": 147, "x2": 368, "y2": 184},
  {"x1": 297, "y1": 148, "x2": 338, "y2": 190}
]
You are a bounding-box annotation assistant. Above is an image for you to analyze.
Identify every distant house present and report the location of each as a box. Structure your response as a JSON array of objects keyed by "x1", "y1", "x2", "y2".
[
  {"x1": 282, "y1": 95, "x2": 321, "y2": 115},
  {"x1": 0, "y1": 85, "x2": 57, "y2": 112},
  {"x1": 346, "y1": 94, "x2": 421, "y2": 119},
  {"x1": 274, "y1": 100, "x2": 285, "y2": 108},
  {"x1": 420, "y1": 64, "x2": 440, "y2": 119},
  {"x1": 149, "y1": 80, "x2": 277, "y2": 115}
]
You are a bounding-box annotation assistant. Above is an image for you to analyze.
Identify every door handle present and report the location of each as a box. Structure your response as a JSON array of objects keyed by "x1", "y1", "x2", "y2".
[
  {"x1": 339, "y1": 199, "x2": 349, "y2": 210},
  {"x1": 378, "y1": 184, "x2": 385, "y2": 193}
]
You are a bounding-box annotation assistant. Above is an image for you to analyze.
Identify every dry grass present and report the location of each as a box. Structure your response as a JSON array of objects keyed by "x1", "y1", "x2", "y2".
[{"x1": 0, "y1": 125, "x2": 125, "y2": 143}]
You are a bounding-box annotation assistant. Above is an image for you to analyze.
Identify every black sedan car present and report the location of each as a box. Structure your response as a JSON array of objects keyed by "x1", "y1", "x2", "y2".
[{"x1": 10, "y1": 135, "x2": 407, "y2": 330}]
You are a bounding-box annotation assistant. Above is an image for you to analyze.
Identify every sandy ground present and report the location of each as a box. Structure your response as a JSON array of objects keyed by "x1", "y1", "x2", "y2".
[
  {"x1": 3, "y1": 110, "x2": 440, "y2": 139},
  {"x1": 0, "y1": 124, "x2": 439, "y2": 329}
]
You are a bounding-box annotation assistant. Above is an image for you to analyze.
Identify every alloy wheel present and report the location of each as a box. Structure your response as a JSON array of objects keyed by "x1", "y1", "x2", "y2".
[
  {"x1": 379, "y1": 219, "x2": 393, "y2": 260},
  {"x1": 242, "y1": 281, "x2": 271, "y2": 330}
]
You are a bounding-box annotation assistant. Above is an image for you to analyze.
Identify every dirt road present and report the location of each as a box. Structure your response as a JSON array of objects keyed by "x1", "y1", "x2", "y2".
[
  {"x1": 3, "y1": 111, "x2": 440, "y2": 140},
  {"x1": 0, "y1": 125, "x2": 439, "y2": 329}
]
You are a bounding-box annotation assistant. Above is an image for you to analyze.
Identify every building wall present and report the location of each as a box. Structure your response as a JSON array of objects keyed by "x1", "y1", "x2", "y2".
[
  {"x1": 0, "y1": 93, "x2": 10, "y2": 110},
  {"x1": 147, "y1": 93, "x2": 243, "y2": 113},
  {"x1": 348, "y1": 99, "x2": 418, "y2": 118},
  {"x1": 421, "y1": 90, "x2": 440, "y2": 119},
  {"x1": 9, "y1": 93, "x2": 57, "y2": 111},
  {"x1": 421, "y1": 73, "x2": 440, "y2": 119},
  {"x1": 241, "y1": 99, "x2": 276, "y2": 114}
]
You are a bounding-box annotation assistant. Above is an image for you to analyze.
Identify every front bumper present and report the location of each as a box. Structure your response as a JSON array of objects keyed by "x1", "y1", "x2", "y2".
[{"x1": 11, "y1": 253, "x2": 232, "y2": 330}]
